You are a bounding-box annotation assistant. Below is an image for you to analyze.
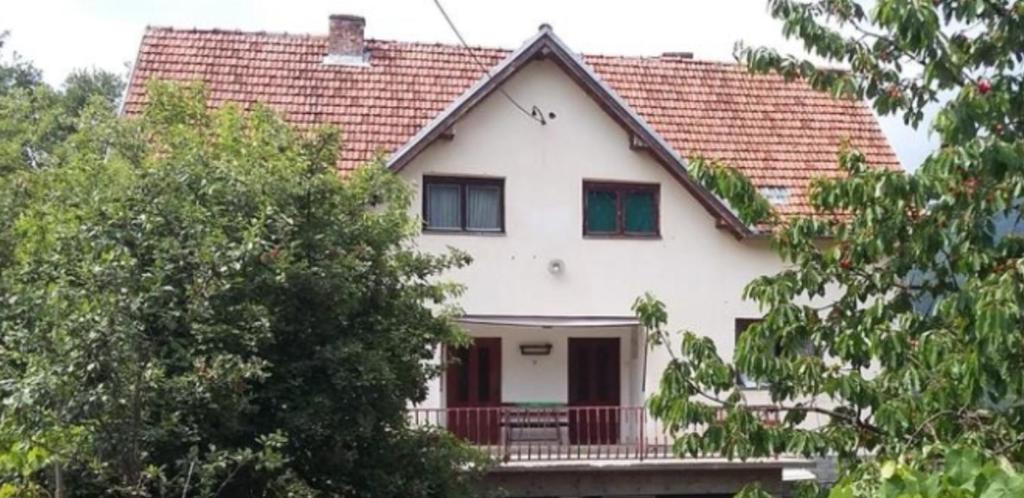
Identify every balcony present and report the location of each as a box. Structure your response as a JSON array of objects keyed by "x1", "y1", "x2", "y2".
[{"x1": 408, "y1": 404, "x2": 781, "y2": 462}]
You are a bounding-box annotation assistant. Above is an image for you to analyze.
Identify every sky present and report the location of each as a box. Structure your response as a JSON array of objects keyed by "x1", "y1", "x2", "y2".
[{"x1": 3, "y1": 0, "x2": 938, "y2": 170}]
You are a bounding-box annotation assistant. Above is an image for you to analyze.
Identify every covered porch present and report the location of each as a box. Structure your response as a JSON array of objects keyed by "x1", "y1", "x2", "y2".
[{"x1": 411, "y1": 315, "x2": 780, "y2": 462}]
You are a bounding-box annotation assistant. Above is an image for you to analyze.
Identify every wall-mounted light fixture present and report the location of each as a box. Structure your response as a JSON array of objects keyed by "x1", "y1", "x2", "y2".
[
  {"x1": 547, "y1": 258, "x2": 565, "y2": 275},
  {"x1": 519, "y1": 343, "x2": 553, "y2": 356}
]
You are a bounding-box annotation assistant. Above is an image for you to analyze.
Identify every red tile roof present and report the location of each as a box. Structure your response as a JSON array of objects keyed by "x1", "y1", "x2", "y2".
[{"x1": 124, "y1": 26, "x2": 902, "y2": 218}]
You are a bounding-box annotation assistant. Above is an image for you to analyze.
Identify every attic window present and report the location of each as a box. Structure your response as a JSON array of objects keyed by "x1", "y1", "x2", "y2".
[
  {"x1": 758, "y1": 186, "x2": 790, "y2": 207},
  {"x1": 423, "y1": 176, "x2": 504, "y2": 233},
  {"x1": 583, "y1": 181, "x2": 660, "y2": 237}
]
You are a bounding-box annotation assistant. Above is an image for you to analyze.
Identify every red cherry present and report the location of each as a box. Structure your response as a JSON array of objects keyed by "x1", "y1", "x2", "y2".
[
  {"x1": 978, "y1": 79, "x2": 992, "y2": 94},
  {"x1": 840, "y1": 259, "x2": 853, "y2": 270}
]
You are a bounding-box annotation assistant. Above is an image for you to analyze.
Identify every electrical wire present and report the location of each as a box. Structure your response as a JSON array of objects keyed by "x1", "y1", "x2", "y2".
[{"x1": 430, "y1": 0, "x2": 547, "y2": 125}]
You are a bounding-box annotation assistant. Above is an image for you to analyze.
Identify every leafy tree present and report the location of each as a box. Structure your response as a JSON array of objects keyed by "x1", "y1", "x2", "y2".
[
  {"x1": 634, "y1": 1, "x2": 1024, "y2": 497},
  {"x1": 0, "y1": 31, "x2": 43, "y2": 94},
  {"x1": 0, "y1": 82, "x2": 483, "y2": 497},
  {"x1": 61, "y1": 68, "x2": 124, "y2": 117},
  {"x1": 0, "y1": 32, "x2": 124, "y2": 175},
  {"x1": 0, "y1": 33, "x2": 126, "y2": 288}
]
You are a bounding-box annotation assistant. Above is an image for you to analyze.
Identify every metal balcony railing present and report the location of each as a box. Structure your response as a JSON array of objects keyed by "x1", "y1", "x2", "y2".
[{"x1": 408, "y1": 405, "x2": 781, "y2": 462}]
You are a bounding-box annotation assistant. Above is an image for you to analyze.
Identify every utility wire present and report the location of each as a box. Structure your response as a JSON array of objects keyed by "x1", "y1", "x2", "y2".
[{"x1": 430, "y1": 0, "x2": 547, "y2": 125}]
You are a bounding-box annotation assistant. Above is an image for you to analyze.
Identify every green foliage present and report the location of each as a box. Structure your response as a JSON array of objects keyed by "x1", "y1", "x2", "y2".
[
  {"x1": 0, "y1": 33, "x2": 124, "y2": 175},
  {"x1": 0, "y1": 82, "x2": 483, "y2": 496},
  {"x1": 830, "y1": 448, "x2": 1024, "y2": 498},
  {"x1": 61, "y1": 68, "x2": 124, "y2": 116},
  {"x1": 0, "y1": 31, "x2": 43, "y2": 94},
  {"x1": 638, "y1": 0, "x2": 1024, "y2": 496},
  {"x1": 686, "y1": 157, "x2": 779, "y2": 227}
]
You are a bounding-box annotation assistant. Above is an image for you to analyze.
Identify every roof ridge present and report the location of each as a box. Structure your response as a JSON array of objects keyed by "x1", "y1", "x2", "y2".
[
  {"x1": 583, "y1": 53, "x2": 744, "y2": 67},
  {"x1": 144, "y1": 25, "x2": 325, "y2": 40},
  {"x1": 581, "y1": 53, "x2": 854, "y2": 74},
  {"x1": 142, "y1": 25, "x2": 748, "y2": 65},
  {"x1": 366, "y1": 38, "x2": 510, "y2": 54},
  {"x1": 143, "y1": 25, "x2": 511, "y2": 54}
]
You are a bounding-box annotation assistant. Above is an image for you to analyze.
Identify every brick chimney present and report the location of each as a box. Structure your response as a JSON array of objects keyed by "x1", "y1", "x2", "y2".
[{"x1": 325, "y1": 14, "x2": 368, "y2": 66}]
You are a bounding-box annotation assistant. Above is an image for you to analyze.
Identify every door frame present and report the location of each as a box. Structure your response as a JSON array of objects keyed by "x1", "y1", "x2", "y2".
[
  {"x1": 445, "y1": 337, "x2": 502, "y2": 408},
  {"x1": 567, "y1": 337, "x2": 621, "y2": 407},
  {"x1": 444, "y1": 337, "x2": 502, "y2": 444},
  {"x1": 567, "y1": 337, "x2": 622, "y2": 444}
]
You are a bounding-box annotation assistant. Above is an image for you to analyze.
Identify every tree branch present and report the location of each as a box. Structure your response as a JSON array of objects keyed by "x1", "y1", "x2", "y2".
[
  {"x1": 783, "y1": 404, "x2": 887, "y2": 437},
  {"x1": 653, "y1": 333, "x2": 886, "y2": 436}
]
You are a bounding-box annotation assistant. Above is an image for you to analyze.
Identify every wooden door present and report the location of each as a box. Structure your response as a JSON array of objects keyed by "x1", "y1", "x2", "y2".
[
  {"x1": 445, "y1": 337, "x2": 501, "y2": 444},
  {"x1": 568, "y1": 338, "x2": 620, "y2": 444}
]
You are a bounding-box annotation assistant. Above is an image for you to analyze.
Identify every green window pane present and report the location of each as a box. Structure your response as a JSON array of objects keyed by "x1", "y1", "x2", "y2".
[
  {"x1": 586, "y1": 190, "x2": 618, "y2": 233},
  {"x1": 624, "y1": 191, "x2": 656, "y2": 233}
]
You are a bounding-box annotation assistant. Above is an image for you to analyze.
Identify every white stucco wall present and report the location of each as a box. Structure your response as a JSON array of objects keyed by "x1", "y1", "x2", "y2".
[{"x1": 401, "y1": 57, "x2": 799, "y2": 410}]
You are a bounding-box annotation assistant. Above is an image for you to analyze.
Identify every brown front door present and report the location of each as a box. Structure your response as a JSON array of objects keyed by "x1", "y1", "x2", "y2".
[
  {"x1": 445, "y1": 337, "x2": 501, "y2": 444},
  {"x1": 568, "y1": 338, "x2": 620, "y2": 444}
]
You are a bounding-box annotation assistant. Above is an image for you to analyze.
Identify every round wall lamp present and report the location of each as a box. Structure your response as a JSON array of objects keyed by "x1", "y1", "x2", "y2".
[{"x1": 547, "y1": 258, "x2": 565, "y2": 275}]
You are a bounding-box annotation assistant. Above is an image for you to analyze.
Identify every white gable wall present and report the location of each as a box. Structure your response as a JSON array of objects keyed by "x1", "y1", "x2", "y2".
[{"x1": 399, "y1": 58, "x2": 794, "y2": 409}]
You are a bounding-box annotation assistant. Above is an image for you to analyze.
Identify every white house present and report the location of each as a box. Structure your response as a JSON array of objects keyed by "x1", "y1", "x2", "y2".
[{"x1": 125, "y1": 14, "x2": 902, "y2": 497}]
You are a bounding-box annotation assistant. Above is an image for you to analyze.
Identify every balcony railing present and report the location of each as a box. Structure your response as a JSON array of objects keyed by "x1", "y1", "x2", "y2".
[{"x1": 408, "y1": 405, "x2": 781, "y2": 462}]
